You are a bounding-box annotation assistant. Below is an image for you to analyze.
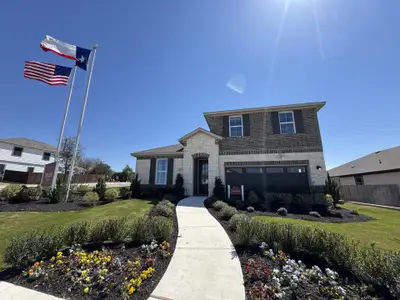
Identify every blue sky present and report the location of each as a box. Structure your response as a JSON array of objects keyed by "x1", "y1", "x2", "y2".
[{"x1": 1, "y1": 0, "x2": 399, "y2": 171}]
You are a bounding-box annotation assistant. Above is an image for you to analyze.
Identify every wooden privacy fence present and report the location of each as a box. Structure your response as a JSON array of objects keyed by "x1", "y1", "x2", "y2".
[{"x1": 341, "y1": 184, "x2": 400, "y2": 207}]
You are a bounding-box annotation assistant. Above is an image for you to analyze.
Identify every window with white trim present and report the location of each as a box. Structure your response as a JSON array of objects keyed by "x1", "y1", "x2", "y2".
[
  {"x1": 278, "y1": 111, "x2": 296, "y2": 134},
  {"x1": 155, "y1": 158, "x2": 168, "y2": 185},
  {"x1": 229, "y1": 115, "x2": 243, "y2": 137}
]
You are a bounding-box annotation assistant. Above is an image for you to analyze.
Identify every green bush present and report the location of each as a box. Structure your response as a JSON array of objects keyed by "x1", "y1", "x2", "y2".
[
  {"x1": 95, "y1": 176, "x2": 107, "y2": 199},
  {"x1": 4, "y1": 227, "x2": 63, "y2": 267},
  {"x1": 48, "y1": 180, "x2": 66, "y2": 203},
  {"x1": 119, "y1": 187, "x2": 131, "y2": 199},
  {"x1": 62, "y1": 221, "x2": 90, "y2": 246},
  {"x1": 173, "y1": 173, "x2": 185, "y2": 200},
  {"x1": 131, "y1": 216, "x2": 172, "y2": 243},
  {"x1": 277, "y1": 207, "x2": 287, "y2": 216},
  {"x1": 159, "y1": 199, "x2": 175, "y2": 209},
  {"x1": 151, "y1": 203, "x2": 174, "y2": 218},
  {"x1": 229, "y1": 213, "x2": 249, "y2": 231},
  {"x1": 204, "y1": 197, "x2": 217, "y2": 208},
  {"x1": 247, "y1": 206, "x2": 255, "y2": 212},
  {"x1": 309, "y1": 211, "x2": 321, "y2": 218},
  {"x1": 74, "y1": 184, "x2": 92, "y2": 196},
  {"x1": 130, "y1": 174, "x2": 141, "y2": 198},
  {"x1": 20, "y1": 185, "x2": 42, "y2": 202},
  {"x1": 324, "y1": 173, "x2": 341, "y2": 205},
  {"x1": 89, "y1": 218, "x2": 129, "y2": 243},
  {"x1": 213, "y1": 200, "x2": 227, "y2": 211},
  {"x1": 104, "y1": 188, "x2": 119, "y2": 201},
  {"x1": 350, "y1": 209, "x2": 359, "y2": 215},
  {"x1": 84, "y1": 191, "x2": 99, "y2": 203},
  {"x1": 247, "y1": 190, "x2": 261, "y2": 207},
  {"x1": 212, "y1": 177, "x2": 225, "y2": 200},
  {"x1": 0, "y1": 184, "x2": 22, "y2": 201},
  {"x1": 220, "y1": 206, "x2": 237, "y2": 220},
  {"x1": 338, "y1": 199, "x2": 345, "y2": 205}
]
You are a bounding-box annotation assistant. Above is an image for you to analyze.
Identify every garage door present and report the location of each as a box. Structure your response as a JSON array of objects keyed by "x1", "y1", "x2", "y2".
[{"x1": 225, "y1": 166, "x2": 310, "y2": 193}]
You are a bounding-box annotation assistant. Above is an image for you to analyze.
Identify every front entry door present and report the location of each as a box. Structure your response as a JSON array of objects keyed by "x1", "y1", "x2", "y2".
[{"x1": 198, "y1": 159, "x2": 209, "y2": 195}]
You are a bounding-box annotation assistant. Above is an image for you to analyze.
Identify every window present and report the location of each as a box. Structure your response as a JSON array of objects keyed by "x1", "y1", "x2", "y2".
[
  {"x1": 246, "y1": 167, "x2": 262, "y2": 173},
  {"x1": 354, "y1": 175, "x2": 364, "y2": 185},
  {"x1": 227, "y1": 168, "x2": 243, "y2": 174},
  {"x1": 27, "y1": 167, "x2": 34, "y2": 173},
  {"x1": 287, "y1": 167, "x2": 306, "y2": 173},
  {"x1": 266, "y1": 167, "x2": 284, "y2": 173},
  {"x1": 229, "y1": 115, "x2": 243, "y2": 137},
  {"x1": 155, "y1": 158, "x2": 168, "y2": 185},
  {"x1": 42, "y1": 152, "x2": 51, "y2": 161},
  {"x1": 278, "y1": 111, "x2": 296, "y2": 134},
  {"x1": 12, "y1": 147, "x2": 23, "y2": 157}
]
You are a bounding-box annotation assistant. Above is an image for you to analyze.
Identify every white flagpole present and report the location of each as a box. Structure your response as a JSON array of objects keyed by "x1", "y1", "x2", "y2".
[
  {"x1": 65, "y1": 45, "x2": 98, "y2": 202},
  {"x1": 50, "y1": 65, "x2": 77, "y2": 190}
]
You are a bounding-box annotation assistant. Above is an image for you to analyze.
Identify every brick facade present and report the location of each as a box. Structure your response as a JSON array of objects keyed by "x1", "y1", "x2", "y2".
[{"x1": 205, "y1": 108, "x2": 323, "y2": 154}]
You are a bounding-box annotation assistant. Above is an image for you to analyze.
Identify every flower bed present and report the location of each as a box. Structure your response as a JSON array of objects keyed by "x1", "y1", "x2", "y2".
[{"x1": 243, "y1": 244, "x2": 377, "y2": 299}]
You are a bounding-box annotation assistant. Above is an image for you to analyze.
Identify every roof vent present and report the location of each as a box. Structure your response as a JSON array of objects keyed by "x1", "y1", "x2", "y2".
[
  {"x1": 350, "y1": 165, "x2": 355, "y2": 168},
  {"x1": 375, "y1": 151, "x2": 381, "y2": 154}
]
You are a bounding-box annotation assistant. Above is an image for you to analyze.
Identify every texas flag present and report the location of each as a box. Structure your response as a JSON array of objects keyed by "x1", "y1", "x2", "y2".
[{"x1": 40, "y1": 35, "x2": 91, "y2": 70}]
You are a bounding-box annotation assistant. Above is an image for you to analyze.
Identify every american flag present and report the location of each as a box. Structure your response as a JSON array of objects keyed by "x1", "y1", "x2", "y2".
[{"x1": 24, "y1": 61, "x2": 72, "y2": 86}]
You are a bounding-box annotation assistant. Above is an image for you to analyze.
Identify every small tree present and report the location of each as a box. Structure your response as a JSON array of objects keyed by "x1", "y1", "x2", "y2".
[
  {"x1": 121, "y1": 165, "x2": 135, "y2": 182},
  {"x1": 324, "y1": 172, "x2": 341, "y2": 206},
  {"x1": 95, "y1": 176, "x2": 107, "y2": 200},
  {"x1": 173, "y1": 173, "x2": 185, "y2": 200},
  {"x1": 213, "y1": 177, "x2": 225, "y2": 200},
  {"x1": 130, "y1": 174, "x2": 141, "y2": 198},
  {"x1": 59, "y1": 137, "x2": 83, "y2": 177}
]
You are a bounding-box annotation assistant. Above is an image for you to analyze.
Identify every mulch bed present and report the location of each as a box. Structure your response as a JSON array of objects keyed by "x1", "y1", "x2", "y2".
[
  {"x1": 0, "y1": 199, "x2": 126, "y2": 213},
  {"x1": 1, "y1": 209, "x2": 178, "y2": 300},
  {"x1": 239, "y1": 207, "x2": 373, "y2": 223}
]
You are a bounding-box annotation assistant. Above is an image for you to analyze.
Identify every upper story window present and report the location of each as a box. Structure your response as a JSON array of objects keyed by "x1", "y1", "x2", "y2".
[
  {"x1": 12, "y1": 146, "x2": 23, "y2": 157},
  {"x1": 42, "y1": 152, "x2": 51, "y2": 161},
  {"x1": 278, "y1": 111, "x2": 296, "y2": 134},
  {"x1": 156, "y1": 158, "x2": 168, "y2": 185},
  {"x1": 229, "y1": 115, "x2": 243, "y2": 137}
]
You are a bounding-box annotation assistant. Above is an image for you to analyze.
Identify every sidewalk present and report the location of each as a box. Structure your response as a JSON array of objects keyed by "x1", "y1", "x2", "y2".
[
  {"x1": 0, "y1": 282, "x2": 62, "y2": 300},
  {"x1": 148, "y1": 196, "x2": 245, "y2": 300}
]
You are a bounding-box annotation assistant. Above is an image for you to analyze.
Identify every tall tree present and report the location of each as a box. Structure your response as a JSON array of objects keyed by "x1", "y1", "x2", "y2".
[
  {"x1": 122, "y1": 165, "x2": 134, "y2": 182},
  {"x1": 89, "y1": 161, "x2": 113, "y2": 177},
  {"x1": 59, "y1": 137, "x2": 83, "y2": 176}
]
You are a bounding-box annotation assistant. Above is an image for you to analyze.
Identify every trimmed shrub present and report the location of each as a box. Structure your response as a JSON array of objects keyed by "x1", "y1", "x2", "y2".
[
  {"x1": 84, "y1": 191, "x2": 99, "y2": 203},
  {"x1": 229, "y1": 213, "x2": 249, "y2": 231},
  {"x1": 338, "y1": 199, "x2": 345, "y2": 205},
  {"x1": 159, "y1": 200, "x2": 175, "y2": 209},
  {"x1": 62, "y1": 221, "x2": 90, "y2": 246},
  {"x1": 48, "y1": 181, "x2": 66, "y2": 203},
  {"x1": 95, "y1": 177, "x2": 107, "y2": 199},
  {"x1": 324, "y1": 172, "x2": 341, "y2": 205},
  {"x1": 20, "y1": 185, "x2": 42, "y2": 202},
  {"x1": 104, "y1": 188, "x2": 119, "y2": 201},
  {"x1": 220, "y1": 206, "x2": 237, "y2": 220},
  {"x1": 89, "y1": 218, "x2": 129, "y2": 243},
  {"x1": 247, "y1": 206, "x2": 255, "y2": 212},
  {"x1": 75, "y1": 184, "x2": 92, "y2": 196},
  {"x1": 131, "y1": 216, "x2": 172, "y2": 243},
  {"x1": 350, "y1": 209, "x2": 359, "y2": 215},
  {"x1": 130, "y1": 174, "x2": 141, "y2": 198},
  {"x1": 247, "y1": 190, "x2": 261, "y2": 207},
  {"x1": 204, "y1": 197, "x2": 217, "y2": 208},
  {"x1": 173, "y1": 173, "x2": 185, "y2": 200},
  {"x1": 213, "y1": 200, "x2": 227, "y2": 211},
  {"x1": 150, "y1": 203, "x2": 174, "y2": 218},
  {"x1": 119, "y1": 187, "x2": 131, "y2": 199},
  {"x1": 309, "y1": 211, "x2": 321, "y2": 218},
  {"x1": 0, "y1": 184, "x2": 22, "y2": 201},
  {"x1": 4, "y1": 227, "x2": 63, "y2": 267},
  {"x1": 277, "y1": 207, "x2": 288, "y2": 216},
  {"x1": 212, "y1": 177, "x2": 225, "y2": 200}
]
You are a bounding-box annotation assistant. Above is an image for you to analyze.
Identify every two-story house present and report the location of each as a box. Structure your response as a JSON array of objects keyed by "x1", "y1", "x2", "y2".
[
  {"x1": 0, "y1": 138, "x2": 56, "y2": 182},
  {"x1": 131, "y1": 102, "x2": 327, "y2": 197}
]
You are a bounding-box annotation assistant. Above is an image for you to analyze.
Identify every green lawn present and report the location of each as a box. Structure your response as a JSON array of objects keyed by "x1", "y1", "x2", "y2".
[
  {"x1": 255, "y1": 203, "x2": 400, "y2": 252},
  {"x1": 0, "y1": 199, "x2": 154, "y2": 269}
]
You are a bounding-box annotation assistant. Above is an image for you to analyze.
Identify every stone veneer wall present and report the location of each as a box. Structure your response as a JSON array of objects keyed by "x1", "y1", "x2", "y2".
[{"x1": 182, "y1": 132, "x2": 219, "y2": 196}]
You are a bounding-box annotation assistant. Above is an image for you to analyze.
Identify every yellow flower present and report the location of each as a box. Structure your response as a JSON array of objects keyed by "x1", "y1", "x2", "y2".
[
  {"x1": 40, "y1": 260, "x2": 44, "y2": 264},
  {"x1": 57, "y1": 251, "x2": 63, "y2": 256},
  {"x1": 128, "y1": 286, "x2": 135, "y2": 294},
  {"x1": 85, "y1": 277, "x2": 91, "y2": 282},
  {"x1": 50, "y1": 256, "x2": 55, "y2": 262},
  {"x1": 83, "y1": 287, "x2": 89, "y2": 293},
  {"x1": 66, "y1": 268, "x2": 70, "y2": 272}
]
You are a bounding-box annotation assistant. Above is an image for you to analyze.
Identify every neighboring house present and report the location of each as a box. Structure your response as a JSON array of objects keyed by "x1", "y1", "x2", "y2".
[
  {"x1": 131, "y1": 102, "x2": 327, "y2": 197},
  {"x1": 0, "y1": 138, "x2": 56, "y2": 181},
  {"x1": 329, "y1": 146, "x2": 400, "y2": 186}
]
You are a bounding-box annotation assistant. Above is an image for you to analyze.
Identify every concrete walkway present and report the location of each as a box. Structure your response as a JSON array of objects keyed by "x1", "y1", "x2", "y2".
[
  {"x1": 149, "y1": 196, "x2": 245, "y2": 300},
  {"x1": 0, "y1": 282, "x2": 62, "y2": 300}
]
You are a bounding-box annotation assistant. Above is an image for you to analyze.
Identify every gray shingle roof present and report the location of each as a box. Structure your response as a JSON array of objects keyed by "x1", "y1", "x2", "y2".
[
  {"x1": 131, "y1": 144, "x2": 183, "y2": 157},
  {"x1": 0, "y1": 138, "x2": 57, "y2": 152},
  {"x1": 329, "y1": 146, "x2": 400, "y2": 177}
]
